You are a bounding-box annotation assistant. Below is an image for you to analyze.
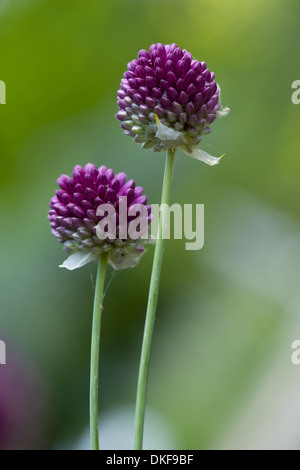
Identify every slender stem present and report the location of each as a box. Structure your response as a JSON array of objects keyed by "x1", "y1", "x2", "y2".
[
  {"x1": 90, "y1": 252, "x2": 108, "y2": 450},
  {"x1": 134, "y1": 147, "x2": 176, "y2": 450}
]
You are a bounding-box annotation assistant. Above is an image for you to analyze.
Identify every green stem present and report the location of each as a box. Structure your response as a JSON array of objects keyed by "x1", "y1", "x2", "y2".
[
  {"x1": 90, "y1": 252, "x2": 108, "y2": 450},
  {"x1": 134, "y1": 147, "x2": 176, "y2": 450}
]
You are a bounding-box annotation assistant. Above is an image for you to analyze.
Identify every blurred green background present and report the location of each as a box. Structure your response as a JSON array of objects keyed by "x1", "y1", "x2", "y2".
[{"x1": 1, "y1": 0, "x2": 300, "y2": 450}]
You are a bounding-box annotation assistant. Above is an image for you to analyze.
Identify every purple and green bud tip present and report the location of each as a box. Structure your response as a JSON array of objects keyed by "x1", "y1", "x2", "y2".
[
  {"x1": 48, "y1": 164, "x2": 151, "y2": 270},
  {"x1": 116, "y1": 43, "x2": 229, "y2": 165}
]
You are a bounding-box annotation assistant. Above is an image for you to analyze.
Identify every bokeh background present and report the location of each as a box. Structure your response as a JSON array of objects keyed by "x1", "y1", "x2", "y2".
[{"x1": 1, "y1": 0, "x2": 300, "y2": 450}]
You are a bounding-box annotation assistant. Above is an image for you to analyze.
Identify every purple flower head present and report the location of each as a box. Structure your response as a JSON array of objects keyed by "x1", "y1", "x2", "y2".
[
  {"x1": 116, "y1": 43, "x2": 229, "y2": 165},
  {"x1": 0, "y1": 348, "x2": 46, "y2": 449},
  {"x1": 49, "y1": 164, "x2": 151, "y2": 270}
]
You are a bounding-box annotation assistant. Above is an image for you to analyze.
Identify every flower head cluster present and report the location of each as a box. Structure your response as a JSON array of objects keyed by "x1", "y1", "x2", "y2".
[
  {"x1": 0, "y1": 349, "x2": 46, "y2": 449},
  {"x1": 49, "y1": 164, "x2": 151, "y2": 270},
  {"x1": 116, "y1": 43, "x2": 229, "y2": 165}
]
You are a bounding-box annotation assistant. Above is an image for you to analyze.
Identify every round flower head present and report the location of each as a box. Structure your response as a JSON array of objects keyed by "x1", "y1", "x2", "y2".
[
  {"x1": 0, "y1": 348, "x2": 46, "y2": 449},
  {"x1": 116, "y1": 43, "x2": 229, "y2": 165},
  {"x1": 49, "y1": 164, "x2": 151, "y2": 270}
]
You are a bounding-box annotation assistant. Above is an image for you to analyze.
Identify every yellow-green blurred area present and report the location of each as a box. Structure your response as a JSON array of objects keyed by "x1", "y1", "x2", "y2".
[{"x1": 0, "y1": 0, "x2": 300, "y2": 450}]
